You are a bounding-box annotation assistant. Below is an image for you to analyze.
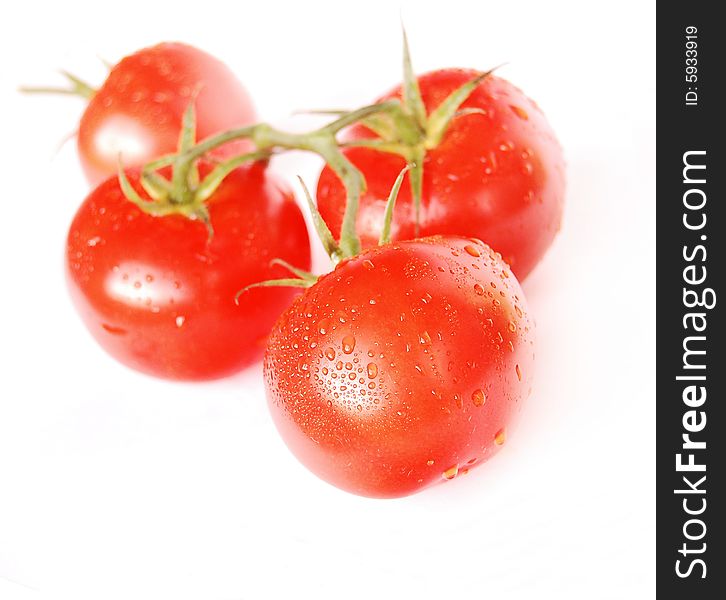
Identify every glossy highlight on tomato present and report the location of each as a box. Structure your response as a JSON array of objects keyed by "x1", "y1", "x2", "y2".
[
  {"x1": 317, "y1": 69, "x2": 566, "y2": 279},
  {"x1": 66, "y1": 163, "x2": 310, "y2": 380},
  {"x1": 78, "y1": 42, "x2": 257, "y2": 184},
  {"x1": 264, "y1": 236, "x2": 534, "y2": 498}
]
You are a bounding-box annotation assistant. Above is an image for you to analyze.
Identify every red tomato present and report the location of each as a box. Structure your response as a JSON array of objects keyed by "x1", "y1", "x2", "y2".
[
  {"x1": 66, "y1": 163, "x2": 310, "y2": 380},
  {"x1": 264, "y1": 236, "x2": 534, "y2": 498},
  {"x1": 78, "y1": 42, "x2": 256, "y2": 185},
  {"x1": 316, "y1": 69, "x2": 566, "y2": 279}
]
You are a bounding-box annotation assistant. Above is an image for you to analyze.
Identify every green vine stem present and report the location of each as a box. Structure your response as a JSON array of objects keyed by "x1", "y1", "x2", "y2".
[{"x1": 127, "y1": 100, "x2": 403, "y2": 262}]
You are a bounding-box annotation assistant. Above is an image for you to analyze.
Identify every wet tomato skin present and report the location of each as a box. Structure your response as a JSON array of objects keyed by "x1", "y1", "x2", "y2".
[
  {"x1": 66, "y1": 163, "x2": 310, "y2": 380},
  {"x1": 316, "y1": 69, "x2": 566, "y2": 280},
  {"x1": 264, "y1": 236, "x2": 534, "y2": 498},
  {"x1": 78, "y1": 42, "x2": 257, "y2": 185}
]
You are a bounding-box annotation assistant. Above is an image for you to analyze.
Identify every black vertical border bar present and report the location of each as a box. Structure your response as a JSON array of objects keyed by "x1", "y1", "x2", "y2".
[{"x1": 658, "y1": 3, "x2": 723, "y2": 596}]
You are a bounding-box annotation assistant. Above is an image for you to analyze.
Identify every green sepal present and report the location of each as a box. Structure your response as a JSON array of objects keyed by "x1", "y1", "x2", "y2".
[
  {"x1": 270, "y1": 258, "x2": 318, "y2": 284},
  {"x1": 140, "y1": 170, "x2": 172, "y2": 202},
  {"x1": 379, "y1": 165, "x2": 411, "y2": 246},
  {"x1": 425, "y1": 68, "x2": 496, "y2": 149},
  {"x1": 117, "y1": 161, "x2": 151, "y2": 210},
  {"x1": 296, "y1": 176, "x2": 341, "y2": 260},
  {"x1": 189, "y1": 205, "x2": 214, "y2": 242},
  {"x1": 176, "y1": 99, "x2": 200, "y2": 188},
  {"x1": 235, "y1": 278, "x2": 313, "y2": 304},
  {"x1": 320, "y1": 101, "x2": 402, "y2": 135},
  {"x1": 19, "y1": 70, "x2": 97, "y2": 100},
  {"x1": 401, "y1": 27, "x2": 427, "y2": 131},
  {"x1": 194, "y1": 150, "x2": 272, "y2": 204}
]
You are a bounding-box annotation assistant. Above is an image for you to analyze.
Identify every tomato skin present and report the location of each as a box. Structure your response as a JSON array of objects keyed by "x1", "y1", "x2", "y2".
[
  {"x1": 66, "y1": 163, "x2": 310, "y2": 380},
  {"x1": 316, "y1": 69, "x2": 566, "y2": 280},
  {"x1": 264, "y1": 236, "x2": 534, "y2": 498},
  {"x1": 78, "y1": 42, "x2": 257, "y2": 185}
]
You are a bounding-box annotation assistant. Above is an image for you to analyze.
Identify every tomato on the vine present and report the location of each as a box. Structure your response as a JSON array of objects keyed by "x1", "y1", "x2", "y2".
[
  {"x1": 264, "y1": 236, "x2": 534, "y2": 498},
  {"x1": 66, "y1": 163, "x2": 310, "y2": 380},
  {"x1": 316, "y1": 69, "x2": 566, "y2": 279},
  {"x1": 77, "y1": 42, "x2": 257, "y2": 184}
]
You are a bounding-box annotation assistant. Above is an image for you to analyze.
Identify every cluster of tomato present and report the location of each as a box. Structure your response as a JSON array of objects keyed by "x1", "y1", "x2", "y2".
[{"x1": 48, "y1": 40, "x2": 565, "y2": 498}]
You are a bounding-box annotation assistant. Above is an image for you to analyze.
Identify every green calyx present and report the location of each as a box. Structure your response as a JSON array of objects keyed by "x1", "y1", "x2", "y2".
[
  {"x1": 117, "y1": 100, "x2": 270, "y2": 240},
  {"x1": 343, "y1": 27, "x2": 498, "y2": 232}
]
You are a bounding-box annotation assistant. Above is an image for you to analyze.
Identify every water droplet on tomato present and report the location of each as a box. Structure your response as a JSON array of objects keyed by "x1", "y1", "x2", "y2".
[
  {"x1": 342, "y1": 335, "x2": 356, "y2": 354},
  {"x1": 464, "y1": 244, "x2": 481, "y2": 257},
  {"x1": 472, "y1": 389, "x2": 486, "y2": 407},
  {"x1": 362, "y1": 259, "x2": 374, "y2": 270},
  {"x1": 419, "y1": 331, "x2": 432, "y2": 346},
  {"x1": 495, "y1": 428, "x2": 506, "y2": 445},
  {"x1": 325, "y1": 347, "x2": 336, "y2": 360},
  {"x1": 318, "y1": 319, "x2": 330, "y2": 335},
  {"x1": 474, "y1": 283, "x2": 484, "y2": 295},
  {"x1": 367, "y1": 363, "x2": 378, "y2": 378},
  {"x1": 508, "y1": 321, "x2": 517, "y2": 333},
  {"x1": 442, "y1": 465, "x2": 459, "y2": 480},
  {"x1": 427, "y1": 459, "x2": 434, "y2": 466},
  {"x1": 510, "y1": 105, "x2": 529, "y2": 120},
  {"x1": 175, "y1": 315, "x2": 185, "y2": 328},
  {"x1": 102, "y1": 323, "x2": 127, "y2": 335},
  {"x1": 516, "y1": 364, "x2": 522, "y2": 381}
]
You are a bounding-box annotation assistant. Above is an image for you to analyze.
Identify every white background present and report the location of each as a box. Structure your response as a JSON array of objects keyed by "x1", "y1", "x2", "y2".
[{"x1": 0, "y1": 1, "x2": 655, "y2": 598}]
